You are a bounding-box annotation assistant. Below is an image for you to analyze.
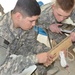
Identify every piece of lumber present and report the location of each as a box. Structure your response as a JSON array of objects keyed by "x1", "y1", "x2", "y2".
[
  {"x1": 48, "y1": 36, "x2": 72, "y2": 64},
  {"x1": 51, "y1": 39, "x2": 57, "y2": 48}
]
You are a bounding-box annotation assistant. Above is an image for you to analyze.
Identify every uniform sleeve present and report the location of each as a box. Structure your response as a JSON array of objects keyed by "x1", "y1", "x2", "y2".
[
  {"x1": 0, "y1": 37, "x2": 38, "y2": 74},
  {"x1": 37, "y1": 12, "x2": 50, "y2": 28},
  {"x1": 0, "y1": 54, "x2": 38, "y2": 75},
  {"x1": 15, "y1": 54, "x2": 38, "y2": 68},
  {"x1": 37, "y1": 5, "x2": 51, "y2": 29}
]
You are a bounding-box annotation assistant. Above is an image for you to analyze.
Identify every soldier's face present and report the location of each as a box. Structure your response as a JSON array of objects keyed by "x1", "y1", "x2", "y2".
[
  {"x1": 52, "y1": 6, "x2": 72, "y2": 22},
  {"x1": 19, "y1": 15, "x2": 39, "y2": 30}
]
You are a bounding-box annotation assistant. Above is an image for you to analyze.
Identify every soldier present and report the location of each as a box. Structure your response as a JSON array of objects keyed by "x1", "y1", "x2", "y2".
[
  {"x1": 32, "y1": 0, "x2": 75, "y2": 74},
  {"x1": 37, "y1": 0, "x2": 75, "y2": 42},
  {"x1": 0, "y1": 0, "x2": 54, "y2": 75}
]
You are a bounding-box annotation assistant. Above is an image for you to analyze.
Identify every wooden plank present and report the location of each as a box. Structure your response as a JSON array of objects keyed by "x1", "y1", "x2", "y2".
[{"x1": 48, "y1": 36, "x2": 72, "y2": 64}]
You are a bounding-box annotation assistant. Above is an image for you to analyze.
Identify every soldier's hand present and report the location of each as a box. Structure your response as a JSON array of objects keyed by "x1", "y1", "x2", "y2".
[
  {"x1": 49, "y1": 24, "x2": 62, "y2": 34},
  {"x1": 70, "y1": 32, "x2": 75, "y2": 42},
  {"x1": 36, "y1": 52, "x2": 55, "y2": 65},
  {"x1": 43, "y1": 53, "x2": 55, "y2": 67},
  {"x1": 36, "y1": 52, "x2": 48, "y2": 64}
]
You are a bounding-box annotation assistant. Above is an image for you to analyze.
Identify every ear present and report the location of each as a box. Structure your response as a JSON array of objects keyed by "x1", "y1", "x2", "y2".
[
  {"x1": 52, "y1": 4, "x2": 55, "y2": 9},
  {"x1": 15, "y1": 12, "x2": 22, "y2": 21}
]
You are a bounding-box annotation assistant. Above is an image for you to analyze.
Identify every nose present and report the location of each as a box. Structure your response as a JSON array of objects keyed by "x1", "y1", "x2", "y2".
[{"x1": 60, "y1": 16, "x2": 65, "y2": 22}]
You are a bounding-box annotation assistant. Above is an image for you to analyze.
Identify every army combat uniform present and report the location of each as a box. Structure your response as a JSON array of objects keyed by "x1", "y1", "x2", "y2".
[
  {"x1": 0, "y1": 12, "x2": 39, "y2": 75},
  {"x1": 13, "y1": 2, "x2": 75, "y2": 75},
  {"x1": 36, "y1": 2, "x2": 75, "y2": 75},
  {"x1": 36, "y1": 2, "x2": 67, "y2": 43},
  {"x1": 14, "y1": 2, "x2": 71, "y2": 75},
  {"x1": 37, "y1": 3, "x2": 57, "y2": 29},
  {"x1": 0, "y1": 2, "x2": 75, "y2": 75},
  {"x1": 0, "y1": 4, "x2": 4, "y2": 15},
  {"x1": 37, "y1": 2, "x2": 75, "y2": 28}
]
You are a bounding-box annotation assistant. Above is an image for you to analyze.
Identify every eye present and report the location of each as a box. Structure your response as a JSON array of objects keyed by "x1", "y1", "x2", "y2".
[
  {"x1": 30, "y1": 20, "x2": 33, "y2": 23},
  {"x1": 58, "y1": 14, "x2": 62, "y2": 16}
]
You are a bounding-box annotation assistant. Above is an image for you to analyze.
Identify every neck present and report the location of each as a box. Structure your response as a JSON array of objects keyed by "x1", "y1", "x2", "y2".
[{"x1": 11, "y1": 13, "x2": 19, "y2": 28}]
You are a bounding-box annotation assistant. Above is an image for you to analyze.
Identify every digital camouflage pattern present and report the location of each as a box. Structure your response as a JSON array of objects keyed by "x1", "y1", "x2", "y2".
[
  {"x1": 12, "y1": 2, "x2": 67, "y2": 73},
  {"x1": 36, "y1": 2, "x2": 75, "y2": 75},
  {"x1": 0, "y1": 4, "x2": 4, "y2": 15},
  {"x1": 9, "y1": 2, "x2": 70, "y2": 75},
  {"x1": 70, "y1": 8, "x2": 75, "y2": 23},
  {"x1": 15, "y1": 2, "x2": 75, "y2": 75},
  {"x1": 16, "y1": 27, "x2": 66, "y2": 75},
  {"x1": 0, "y1": 12, "x2": 39, "y2": 75},
  {"x1": 37, "y1": 2, "x2": 57, "y2": 29},
  {"x1": 37, "y1": 2, "x2": 75, "y2": 28},
  {"x1": 0, "y1": 2, "x2": 75, "y2": 75}
]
